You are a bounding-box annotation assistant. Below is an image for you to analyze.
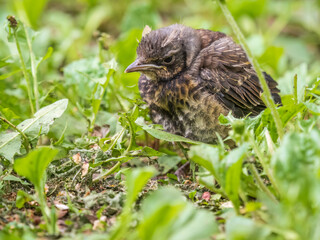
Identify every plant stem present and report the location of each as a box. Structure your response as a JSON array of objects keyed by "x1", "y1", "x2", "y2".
[
  {"x1": 24, "y1": 24, "x2": 39, "y2": 111},
  {"x1": 92, "y1": 127, "x2": 126, "y2": 182},
  {"x1": 107, "y1": 127, "x2": 126, "y2": 151},
  {"x1": 90, "y1": 72, "x2": 112, "y2": 132},
  {"x1": 216, "y1": 0, "x2": 284, "y2": 140},
  {"x1": 0, "y1": 116, "x2": 29, "y2": 153},
  {"x1": 249, "y1": 134, "x2": 279, "y2": 196},
  {"x1": 94, "y1": 106, "x2": 137, "y2": 182},
  {"x1": 36, "y1": 185, "x2": 56, "y2": 235},
  {"x1": 248, "y1": 163, "x2": 278, "y2": 203},
  {"x1": 96, "y1": 161, "x2": 122, "y2": 181},
  {"x1": 123, "y1": 117, "x2": 135, "y2": 155},
  {"x1": 13, "y1": 27, "x2": 35, "y2": 115}
]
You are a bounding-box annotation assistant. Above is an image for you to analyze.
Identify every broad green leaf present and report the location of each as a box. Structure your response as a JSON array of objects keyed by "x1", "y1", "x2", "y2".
[
  {"x1": 63, "y1": 58, "x2": 108, "y2": 100},
  {"x1": 224, "y1": 145, "x2": 248, "y2": 210},
  {"x1": 157, "y1": 155, "x2": 181, "y2": 174},
  {"x1": 259, "y1": 45, "x2": 284, "y2": 71},
  {"x1": 130, "y1": 146, "x2": 164, "y2": 157},
  {"x1": 267, "y1": 130, "x2": 320, "y2": 239},
  {"x1": 304, "y1": 101, "x2": 320, "y2": 115},
  {"x1": 14, "y1": 147, "x2": 58, "y2": 190},
  {"x1": 226, "y1": 216, "x2": 271, "y2": 240},
  {"x1": 0, "y1": 99, "x2": 68, "y2": 162},
  {"x1": 16, "y1": 190, "x2": 33, "y2": 208},
  {"x1": 125, "y1": 167, "x2": 157, "y2": 206},
  {"x1": 0, "y1": 132, "x2": 22, "y2": 161},
  {"x1": 18, "y1": 99, "x2": 68, "y2": 138},
  {"x1": 3, "y1": 174, "x2": 30, "y2": 185},
  {"x1": 272, "y1": 131, "x2": 320, "y2": 198},
  {"x1": 255, "y1": 100, "x2": 305, "y2": 142},
  {"x1": 135, "y1": 117, "x2": 200, "y2": 144},
  {"x1": 108, "y1": 167, "x2": 157, "y2": 240},
  {"x1": 189, "y1": 144, "x2": 221, "y2": 181},
  {"x1": 277, "y1": 63, "x2": 309, "y2": 102},
  {"x1": 138, "y1": 187, "x2": 218, "y2": 240}
]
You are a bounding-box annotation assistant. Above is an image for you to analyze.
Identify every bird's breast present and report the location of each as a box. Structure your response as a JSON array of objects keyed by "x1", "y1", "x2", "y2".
[{"x1": 138, "y1": 74, "x2": 230, "y2": 143}]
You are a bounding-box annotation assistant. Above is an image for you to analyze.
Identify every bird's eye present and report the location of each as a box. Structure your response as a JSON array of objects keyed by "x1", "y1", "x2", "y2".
[{"x1": 163, "y1": 56, "x2": 174, "y2": 64}]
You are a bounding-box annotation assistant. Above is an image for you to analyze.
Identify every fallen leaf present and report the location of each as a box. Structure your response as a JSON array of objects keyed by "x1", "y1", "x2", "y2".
[
  {"x1": 72, "y1": 153, "x2": 82, "y2": 164},
  {"x1": 75, "y1": 183, "x2": 81, "y2": 191},
  {"x1": 55, "y1": 203, "x2": 69, "y2": 210},
  {"x1": 221, "y1": 201, "x2": 234, "y2": 209},
  {"x1": 184, "y1": 180, "x2": 192, "y2": 185},
  {"x1": 82, "y1": 162, "x2": 89, "y2": 177},
  {"x1": 93, "y1": 216, "x2": 107, "y2": 230}
]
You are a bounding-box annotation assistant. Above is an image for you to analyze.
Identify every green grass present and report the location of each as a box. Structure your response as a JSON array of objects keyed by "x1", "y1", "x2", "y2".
[{"x1": 0, "y1": 0, "x2": 320, "y2": 239}]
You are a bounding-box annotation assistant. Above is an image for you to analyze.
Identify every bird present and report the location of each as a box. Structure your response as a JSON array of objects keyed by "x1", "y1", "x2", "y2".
[{"x1": 125, "y1": 24, "x2": 281, "y2": 144}]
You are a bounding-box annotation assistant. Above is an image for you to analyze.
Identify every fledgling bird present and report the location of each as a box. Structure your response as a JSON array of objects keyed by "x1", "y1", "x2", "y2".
[{"x1": 125, "y1": 24, "x2": 281, "y2": 144}]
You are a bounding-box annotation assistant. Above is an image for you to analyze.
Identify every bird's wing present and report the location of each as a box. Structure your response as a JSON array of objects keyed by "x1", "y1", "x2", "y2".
[{"x1": 197, "y1": 36, "x2": 281, "y2": 117}]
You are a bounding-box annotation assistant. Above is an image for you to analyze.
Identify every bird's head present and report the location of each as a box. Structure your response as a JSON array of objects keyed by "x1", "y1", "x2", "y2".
[{"x1": 125, "y1": 24, "x2": 201, "y2": 81}]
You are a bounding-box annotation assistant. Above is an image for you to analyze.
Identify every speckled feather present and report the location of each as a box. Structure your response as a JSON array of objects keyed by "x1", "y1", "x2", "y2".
[{"x1": 130, "y1": 24, "x2": 281, "y2": 143}]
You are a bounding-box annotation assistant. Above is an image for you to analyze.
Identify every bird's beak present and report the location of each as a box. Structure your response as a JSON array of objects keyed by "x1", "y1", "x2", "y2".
[{"x1": 125, "y1": 59, "x2": 163, "y2": 73}]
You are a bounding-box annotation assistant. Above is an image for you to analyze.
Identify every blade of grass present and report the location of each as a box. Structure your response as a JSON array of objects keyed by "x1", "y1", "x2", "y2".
[
  {"x1": 248, "y1": 163, "x2": 278, "y2": 204},
  {"x1": 7, "y1": 17, "x2": 35, "y2": 115},
  {"x1": 24, "y1": 25, "x2": 39, "y2": 111},
  {"x1": 249, "y1": 133, "x2": 279, "y2": 197}
]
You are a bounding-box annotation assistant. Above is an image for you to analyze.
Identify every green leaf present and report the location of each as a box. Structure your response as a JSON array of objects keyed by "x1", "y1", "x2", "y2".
[
  {"x1": 16, "y1": 190, "x2": 33, "y2": 208},
  {"x1": 304, "y1": 101, "x2": 320, "y2": 115},
  {"x1": 259, "y1": 46, "x2": 284, "y2": 71},
  {"x1": 189, "y1": 144, "x2": 221, "y2": 181},
  {"x1": 130, "y1": 146, "x2": 164, "y2": 157},
  {"x1": 36, "y1": 47, "x2": 53, "y2": 69},
  {"x1": 157, "y1": 155, "x2": 181, "y2": 174},
  {"x1": 188, "y1": 190, "x2": 197, "y2": 202},
  {"x1": 135, "y1": 117, "x2": 200, "y2": 144},
  {"x1": 277, "y1": 63, "x2": 309, "y2": 102},
  {"x1": 63, "y1": 58, "x2": 108, "y2": 100},
  {"x1": 108, "y1": 167, "x2": 157, "y2": 239},
  {"x1": 226, "y1": 216, "x2": 271, "y2": 239},
  {"x1": 0, "y1": 99, "x2": 68, "y2": 162},
  {"x1": 0, "y1": 132, "x2": 22, "y2": 161},
  {"x1": 137, "y1": 187, "x2": 218, "y2": 240},
  {"x1": 224, "y1": 145, "x2": 248, "y2": 211},
  {"x1": 269, "y1": 130, "x2": 320, "y2": 239},
  {"x1": 260, "y1": 102, "x2": 305, "y2": 142},
  {"x1": 0, "y1": 69, "x2": 21, "y2": 80},
  {"x1": 125, "y1": 167, "x2": 157, "y2": 206},
  {"x1": 3, "y1": 174, "x2": 30, "y2": 185},
  {"x1": 14, "y1": 147, "x2": 58, "y2": 191}
]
